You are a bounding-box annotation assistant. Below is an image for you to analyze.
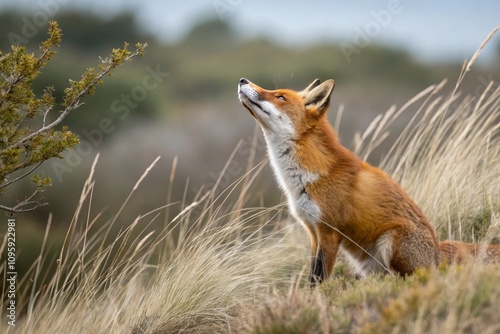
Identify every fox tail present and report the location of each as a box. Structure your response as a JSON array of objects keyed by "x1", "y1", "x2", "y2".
[{"x1": 439, "y1": 240, "x2": 500, "y2": 264}]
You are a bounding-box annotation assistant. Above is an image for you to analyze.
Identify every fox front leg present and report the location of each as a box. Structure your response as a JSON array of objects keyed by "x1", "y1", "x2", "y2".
[{"x1": 310, "y1": 230, "x2": 340, "y2": 287}]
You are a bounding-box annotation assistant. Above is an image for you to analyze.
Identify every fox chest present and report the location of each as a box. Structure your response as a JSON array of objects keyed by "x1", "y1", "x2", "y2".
[{"x1": 265, "y1": 139, "x2": 322, "y2": 225}]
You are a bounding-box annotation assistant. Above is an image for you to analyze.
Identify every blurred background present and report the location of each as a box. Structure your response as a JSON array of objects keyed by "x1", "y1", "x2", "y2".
[{"x1": 1, "y1": 0, "x2": 499, "y2": 274}]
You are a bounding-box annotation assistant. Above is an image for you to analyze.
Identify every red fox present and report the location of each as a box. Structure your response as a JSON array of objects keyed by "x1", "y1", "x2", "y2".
[{"x1": 238, "y1": 77, "x2": 500, "y2": 285}]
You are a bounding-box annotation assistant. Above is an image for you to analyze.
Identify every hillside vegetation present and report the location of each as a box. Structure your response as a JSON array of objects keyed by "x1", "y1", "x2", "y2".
[
  {"x1": 1, "y1": 33, "x2": 499, "y2": 332},
  {"x1": 1, "y1": 11, "x2": 499, "y2": 284}
]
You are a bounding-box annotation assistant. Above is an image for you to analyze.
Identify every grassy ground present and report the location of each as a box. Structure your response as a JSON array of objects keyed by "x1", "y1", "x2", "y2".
[
  {"x1": 1, "y1": 32, "x2": 500, "y2": 334},
  {"x1": 241, "y1": 264, "x2": 500, "y2": 333}
]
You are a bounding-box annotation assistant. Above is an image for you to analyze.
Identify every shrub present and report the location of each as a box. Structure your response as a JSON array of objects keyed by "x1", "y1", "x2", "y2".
[{"x1": 0, "y1": 22, "x2": 145, "y2": 213}]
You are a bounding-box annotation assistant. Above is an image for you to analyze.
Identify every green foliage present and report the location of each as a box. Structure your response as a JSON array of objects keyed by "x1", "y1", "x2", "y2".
[{"x1": 0, "y1": 22, "x2": 146, "y2": 213}]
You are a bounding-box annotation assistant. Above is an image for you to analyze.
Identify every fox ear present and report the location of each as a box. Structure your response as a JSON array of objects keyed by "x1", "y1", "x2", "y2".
[
  {"x1": 304, "y1": 79, "x2": 335, "y2": 115},
  {"x1": 300, "y1": 79, "x2": 321, "y2": 96}
]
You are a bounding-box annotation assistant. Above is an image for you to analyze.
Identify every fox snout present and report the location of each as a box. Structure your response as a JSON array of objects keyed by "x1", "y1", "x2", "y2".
[
  {"x1": 237, "y1": 77, "x2": 256, "y2": 103},
  {"x1": 238, "y1": 78, "x2": 269, "y2": 126},
  {"x1": 237, "y1": 78, "x2": 260, "y2": 104}
]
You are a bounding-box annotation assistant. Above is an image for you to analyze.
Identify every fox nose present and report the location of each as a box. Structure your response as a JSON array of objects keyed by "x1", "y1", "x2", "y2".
[{"x1": 239, "y1": 78, "x2": 249, "y2": 86}]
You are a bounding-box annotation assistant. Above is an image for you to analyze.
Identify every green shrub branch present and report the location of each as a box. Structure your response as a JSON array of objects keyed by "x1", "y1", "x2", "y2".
[{"x1": 0, "y1": 21, "x2": 147, "y2": 213}]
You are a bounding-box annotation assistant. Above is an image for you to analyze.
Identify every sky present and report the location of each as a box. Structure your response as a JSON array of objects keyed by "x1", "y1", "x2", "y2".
[{"x1": 1, "y1": 0, "x2": 500, "y2": 63}]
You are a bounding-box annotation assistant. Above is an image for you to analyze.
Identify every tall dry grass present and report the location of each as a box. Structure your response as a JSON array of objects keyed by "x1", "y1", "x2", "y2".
[
  {"x1": 352, "y1": 29, "x2": 500, "y2": 241},
  {"x1": 1, "y1": 150, "x2": 309, "y2": 333},
  {"x1": 353, "y1": 78, "x2": 500, "y2": 241},
  {"x1": 1, "y1": 28, "x2": 499, "y2": 334}
]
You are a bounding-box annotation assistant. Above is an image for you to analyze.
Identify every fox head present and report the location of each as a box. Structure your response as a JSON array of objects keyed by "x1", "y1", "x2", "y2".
[{"x1": 238, "y1": 78, "x2": 335, "y2": 138}]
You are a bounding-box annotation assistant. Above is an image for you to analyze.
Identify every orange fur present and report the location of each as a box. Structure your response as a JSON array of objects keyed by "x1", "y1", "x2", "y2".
[
  {"x1": 439, "y1": 240, "x2": 500, "y2": 264},
  {"x1": 237, "y1": 78, "x2": 499, "y2": 285}
]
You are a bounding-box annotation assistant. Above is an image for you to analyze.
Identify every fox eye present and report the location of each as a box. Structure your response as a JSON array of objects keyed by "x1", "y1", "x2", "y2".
[{"x1": 277, "y1": 95, "x2": 286, "y2": 101}]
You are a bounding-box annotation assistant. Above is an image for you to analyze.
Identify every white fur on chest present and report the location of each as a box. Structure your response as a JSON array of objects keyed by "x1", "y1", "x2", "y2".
[{"x1": 263, "y1": 132, "x2": 322, "y2": 225}]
